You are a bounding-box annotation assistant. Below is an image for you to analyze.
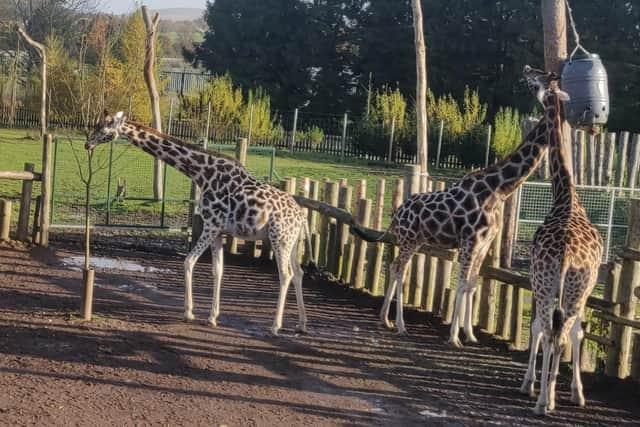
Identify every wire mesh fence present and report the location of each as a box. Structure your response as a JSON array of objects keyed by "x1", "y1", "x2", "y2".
[
  {"x1": 513, "y1": 181, "x2": 631, "y2": 263},
  {"x1": 48, "y1": 137, "x2": 276, "y2": 229}
]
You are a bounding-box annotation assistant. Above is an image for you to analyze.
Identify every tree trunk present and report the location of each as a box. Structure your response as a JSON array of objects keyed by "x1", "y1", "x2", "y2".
[
  {"x1": 412, "y1": 0, "x2": 428, "y2": 192},
  {"x1": 16, "y1": 24, "x2": 46, "y2": 136},
  {"x1": 541, "y1": 0, "x2": 573, "y2": 177},
  {"x1": 142, "y1": 6, "x2": 164, "y2": 201}
]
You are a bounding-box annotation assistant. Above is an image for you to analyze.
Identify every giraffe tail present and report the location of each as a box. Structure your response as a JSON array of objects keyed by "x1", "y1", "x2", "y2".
[
  {"x1": 552, "y1": 261, "x2": 570, "y2": 341},
  {"x1": 302, "y1": 220, "x2": 317, "y2": 272}
]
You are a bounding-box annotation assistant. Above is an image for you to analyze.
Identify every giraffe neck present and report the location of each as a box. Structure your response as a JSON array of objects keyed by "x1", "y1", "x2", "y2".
[
  {"x1": 484, "y1": 116, "x2": 550, "y2": 197},
  {"x1": 119, "y1": 121, "x2": 253, "y2": 187},
  {"x1": 547, "y1": 96, "x2": 576, "y2": 206}
]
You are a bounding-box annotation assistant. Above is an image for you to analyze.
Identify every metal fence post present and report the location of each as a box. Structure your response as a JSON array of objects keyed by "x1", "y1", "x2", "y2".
[
  {"x1": 512, "y1": 183, "x2": 524, "y2": 255},
  {"x1": 167, "y1": 99, "x2": 174, "y2": 134},
  {"x1": 289, "y1": 108, "x2": 298, "y2": 152},
  {"x1": 435, "y1": 120, "x2": 444, "y2": 168},
  {"x1": 387, "y1": 116, "x2": 396, "y2": 162},
  {"x1": 50, "y1": 136, "x2": 59, "y2": 225},
  {"x1": 204, "y1": 100, "x2": 212, "y2": 148},
  {"x1": 247, "y1": 103, "x2": 254, "y2": 145},
  {"x1": 340, "y1": 112, "x2": 348, "y2": 161},
  {"x1": 603, "y1": 189, "x2": 617, "y2": 262},
  {"x1": 484, "y1": 124, "x2": 492, "y2": 167}
]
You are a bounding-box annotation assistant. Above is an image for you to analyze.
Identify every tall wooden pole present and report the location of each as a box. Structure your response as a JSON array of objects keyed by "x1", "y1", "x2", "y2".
[
  {"x1": 142, "y1": 5, "x2": 164, "y2": 201},
  {"x1": 412, "y1": 0, "x2": 429, "y2": 192},
  {"x1": 541, "y1": 0, "x2": 573, "y2": 176}
]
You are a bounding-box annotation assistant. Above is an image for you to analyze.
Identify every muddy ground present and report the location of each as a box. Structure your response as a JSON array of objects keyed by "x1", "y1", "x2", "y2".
[{"x1": 0, "y1": 238, "x2": 638, "y2": 426}]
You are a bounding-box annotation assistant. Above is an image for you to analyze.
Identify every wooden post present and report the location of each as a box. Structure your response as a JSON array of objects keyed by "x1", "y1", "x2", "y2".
[
  {"x1": 0, "y1": 199, "x2": 11, "y2": 241},
  {"x1": 606, "y1": 198, "x2": 640, "y2": 378},
  {"x1": 323, "y1": 181, "x2": 340, "y2": 275},
  {"x1": 615, "y1": 132, "x2": 630, "y2": 188},
  {"x1": 81, "y1": 268, "x2": 95, "y2": 320},
  {"x1": 334, "y1": 183, "x2": 352, "y2": 277},
  {"x1": 442, "y1": 287, "x2": 456, "y2": 324},
  {"x1": 586, "y1": 133, "x2": 596, "y2": 186},
  {"x1": 385, "y1": 180, "x2": 404, "y2": 293},
  {"x1": 411, "y1": 0, "x2": 429, "y2": 190},
  {"x1": 340, "y1": 186, "x2": 356, "y2": 283},
  {"x1": 32, "y1": 196, "x2": 41, "y2": 243},
  {"x1": 604, "y1": 132, "x2": 616, "y2": 186},
  {"x1": 39, "y1": 134, "x2": 52, "y2": 246},
  {"x1": 236, "y1": 137, "x2": 248, "y2": 165},
  {"x1": 367, "y1": 179, "x2": 385, "y2": 295},
  {"x1": 597, "y1": 133, "x2": 606, "y2": 186},
  {"x1": 404, "y1": 164, "x2": 421, "y2": 304},
  {"x1": 479, "y1": 205, "x2": 502, "y2": 334},
  {"x1": 628, "y1": 134, "x2": 640, "y2": 190},
  {"x1": 318, "y1": 180, "x2": 338, "y2": 268},
  {"x1": 510, "y1": 286, "x2": 525, "y2": 350},
  {"x1": 603, "y1": 261, "x2": 622, "y2": 376},
  {"x1": 423, "y1": 180, "x2": 439, "y2": 311},
  {"x1": 16, "y1": 163, "x2": 34, "y2": 242},
  {"x1": 575, "y1": 130, "x2": 585, "y2": 185},
  {"x1": 496, "y1": 281, "x2": 513, "y2": 340},
  {"x1": 351, "y1": 198, "x2": 372, "y2": 289},
  {"x1": 306, "y1": 180, "x2": 320, "y2": 264},
  {"x1": 296, "y1": 177, "x2": 310, "y2": 263},
  {"x1": 501, "y1": 188, "x2": 519, "y2": 268}
]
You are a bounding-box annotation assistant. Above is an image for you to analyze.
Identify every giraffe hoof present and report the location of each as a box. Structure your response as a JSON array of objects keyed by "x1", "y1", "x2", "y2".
[
  {"x1": 207, "y1": 317, "x2": 217, "y2": 328},
  {"x1": 395, "y1": 328, "x2": 408, "y2": 337},
  {"x1": 269, "y1": 327, "x2": 280, "y2": 337},
  {"x1": 183, "y1": 312, "x2": 195, "y2": 322},
  {"x1": 465, "y1": 335, "x2": 479, "y2": 344},
  {"x1": 533, "y1": 404, "x2": 549, "y2": 416},
  {"x1": 448, "y1": 337, "x2": 464, "y2": 349},
  {"x1": 519, "y1": 381, "x2": 535, "y2": 398},
  {"x1": 295, "y1": 324, "x2": 308, "y2": 334},
  {"x1": 571, "y1": 391, "x2": 585, "y2": 407},
  {"x1": 381, "y1": 319, "x2": 395, "y2": 330}
]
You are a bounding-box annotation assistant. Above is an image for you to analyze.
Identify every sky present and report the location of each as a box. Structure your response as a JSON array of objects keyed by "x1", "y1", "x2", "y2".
[{"x1": 101, "y1": 0, "x2": 206, "y2": 14}]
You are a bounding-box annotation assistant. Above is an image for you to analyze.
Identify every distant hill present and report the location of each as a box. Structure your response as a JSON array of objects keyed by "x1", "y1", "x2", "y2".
[{"x1": 153, "y1": 8, "x2": 204, "y2": 22}]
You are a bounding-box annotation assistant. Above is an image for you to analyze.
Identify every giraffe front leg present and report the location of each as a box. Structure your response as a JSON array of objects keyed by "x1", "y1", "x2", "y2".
[
  {"x1": 394, "y1": 259, "x2": 411, "y2": 336},
  {"x1": 570, "y1": 320, "x2": 585, "y2": 407},
  {"x1": 547, "y1": 341, "x2": 563, "y2": 412},
  {"x1": 520, "y1": 316, "x2": 543, "y2": 397},
  {"x1": 207, "y1": 235, "x2": 224, "y2": 328},
  {"x1": 463, "y1": 284, "x2": 478, "y2": 343},
  {"x1": 380, "y1": 271, "x2": 397, "y2": 329},
  {"x1": 448, "y1": 285, "x2": 466, "y2": 348},
  {"x1": 183, "y1": 226, "x2": 215, "y2": 322},
  {"x1": 462, "y1": 236, "x2": 494, "y2": 344}
]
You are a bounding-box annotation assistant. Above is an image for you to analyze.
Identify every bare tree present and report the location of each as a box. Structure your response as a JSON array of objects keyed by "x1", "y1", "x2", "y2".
[
  {"x1": 412, "y1": 0, "x2": 428, "y2": 191},
  {"x1": 16, "y1": 23, "x2": 46, "y2": 136},
  {"x1": 142, "y1": 5, "x2": 164, "y2": 201}
]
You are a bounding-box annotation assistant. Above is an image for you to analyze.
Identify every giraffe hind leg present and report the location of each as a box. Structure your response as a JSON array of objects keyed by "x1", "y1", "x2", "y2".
[
  {"x1": 290, "y1": 244, "x2": 307, "y2": 333},
  {"x1": 183, "y1": 225, "x2": 217, "y2": 321},
  {"x1": 207, "y1": 235, "x2": 224, "y2": 327},
  {"x1": 270, "y1": 242, "x2": 295, "y2": 336}
]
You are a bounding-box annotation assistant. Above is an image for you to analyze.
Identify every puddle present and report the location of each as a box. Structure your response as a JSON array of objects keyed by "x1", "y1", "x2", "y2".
[
  {"x1": 62, "y1": 256, "x2": 170, "y2": 274},
  {"x1": 419, "y1": 409, "x2": 448, "y2": 418}
]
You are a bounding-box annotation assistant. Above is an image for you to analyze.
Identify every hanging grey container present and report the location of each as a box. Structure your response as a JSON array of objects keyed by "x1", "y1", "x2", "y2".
[{"x1": 561, "y1": 53, "x2": 609, "y2": 129}]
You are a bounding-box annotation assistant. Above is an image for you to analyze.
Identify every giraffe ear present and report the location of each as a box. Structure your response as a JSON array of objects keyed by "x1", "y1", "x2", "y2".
[{"x1": 556, "y1": 90, "x2": 570, "y2": 101}]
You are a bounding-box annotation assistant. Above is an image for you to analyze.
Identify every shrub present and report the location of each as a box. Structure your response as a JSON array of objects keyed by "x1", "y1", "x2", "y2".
[
  {"x1": 306, "y1": 125, "x2": 325, "y2": 147},
  {"x1": 493, "y1": 106, "x2": 522, "y2": 159}
]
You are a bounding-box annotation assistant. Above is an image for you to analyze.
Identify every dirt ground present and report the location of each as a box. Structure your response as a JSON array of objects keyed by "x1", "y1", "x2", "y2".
[{"x1": 0, "y1": 238, "x2": 639, "y2": 427}]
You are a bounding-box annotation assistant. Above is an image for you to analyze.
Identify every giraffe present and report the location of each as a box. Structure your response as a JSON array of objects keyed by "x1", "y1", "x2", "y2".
[
  {"x1": 353, "y1": 66, "x2": 559, "y2": 347},
  {"x1": 85, "y1": 111, "x2": 313, "y2": 336},
  {"x1": 518, "y1": 69, "x2": 603, "y2": 415}
]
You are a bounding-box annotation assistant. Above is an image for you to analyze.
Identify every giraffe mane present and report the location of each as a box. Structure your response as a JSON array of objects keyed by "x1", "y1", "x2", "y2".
[{"x1": 127, "y1": 120, "x2": 245, "y2": 167}]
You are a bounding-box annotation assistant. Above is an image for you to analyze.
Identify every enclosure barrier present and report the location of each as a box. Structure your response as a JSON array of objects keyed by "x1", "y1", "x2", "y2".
[
  {"x1": 0, "y1": 134, "x2": 52, "y2": 245},
  {"x1": 216, "y1": 166, "x2": 640, "y2": 382}
]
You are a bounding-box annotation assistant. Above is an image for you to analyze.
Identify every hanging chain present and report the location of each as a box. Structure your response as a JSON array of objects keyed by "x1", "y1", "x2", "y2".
[{"x1": 565, "y1": 0, "x2": 591, "y2": 61}]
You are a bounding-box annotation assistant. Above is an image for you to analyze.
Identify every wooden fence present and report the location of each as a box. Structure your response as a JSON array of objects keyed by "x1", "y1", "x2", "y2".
[
  {"x1": 212, "y1": 146, "x2": 640, "y2": 381},
  {"x1": 0, "y1": 134, "x2": 52, "y2": 245}
]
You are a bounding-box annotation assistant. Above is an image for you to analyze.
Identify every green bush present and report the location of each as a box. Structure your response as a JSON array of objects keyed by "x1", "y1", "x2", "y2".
[{"x1": 493, "y1": 106, "x2": 521, "y2": 159}]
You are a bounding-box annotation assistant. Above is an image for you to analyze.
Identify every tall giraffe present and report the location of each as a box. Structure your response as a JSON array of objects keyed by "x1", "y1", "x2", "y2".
[
  {"x1": 519, "y1": 69, "x2": 603, "y2": 415},
  {"x1": 353, "y1": 66, "x2": 559, "y2": 347},
  {"x1": 86, "y1": 111, "x2": 313, "y2": 336}
]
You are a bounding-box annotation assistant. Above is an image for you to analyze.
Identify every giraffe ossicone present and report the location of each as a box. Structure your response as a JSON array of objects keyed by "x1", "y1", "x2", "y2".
[
  {"x1": 86, "y1": 111, "x2": 313, "y2": 336},
  {"x1": 519, "y1": 67, "x2": 603, "y2": 416}
]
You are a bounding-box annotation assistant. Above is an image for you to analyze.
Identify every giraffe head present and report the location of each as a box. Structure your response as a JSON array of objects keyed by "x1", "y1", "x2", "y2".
[
  {"x1": 523, "y1": 65, "x2": 570, "y2": 107},
  {"x1": 85, "y1": 110, "x2": 127, "y2": 151}
]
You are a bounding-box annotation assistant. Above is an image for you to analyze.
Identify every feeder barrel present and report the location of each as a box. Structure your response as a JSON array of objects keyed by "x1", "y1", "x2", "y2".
[{"x1": 561, "y1": 53, "x2": 609, "y2": 129}]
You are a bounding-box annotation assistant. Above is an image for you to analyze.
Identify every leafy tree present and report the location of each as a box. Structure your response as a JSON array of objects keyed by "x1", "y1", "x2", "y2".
[
  {"x1": 493, "y1": 106, "x2": 521, "y2": 159},
  {"x1": 187, "y1": 0, "x2": 314, "y2": 111}
]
